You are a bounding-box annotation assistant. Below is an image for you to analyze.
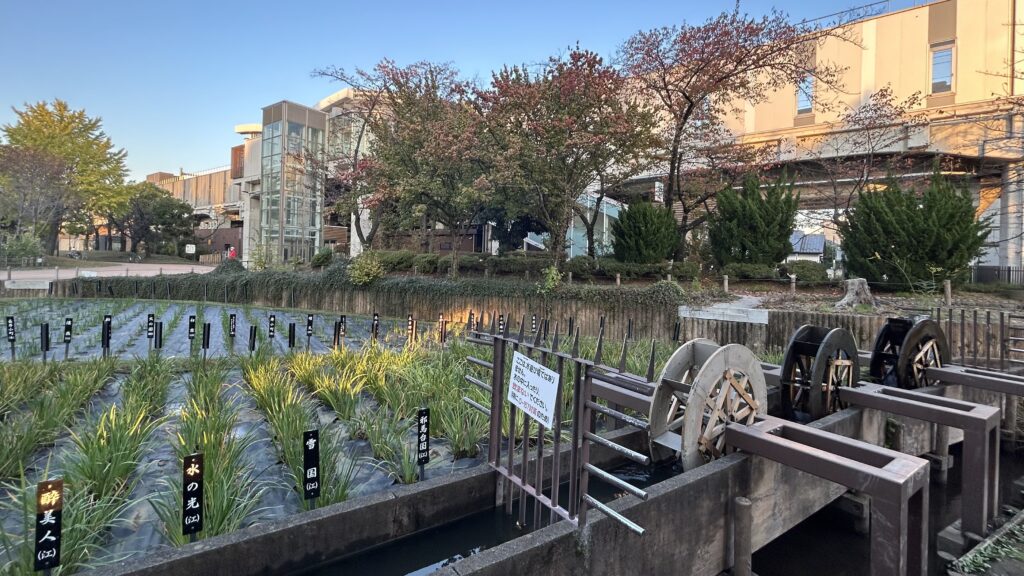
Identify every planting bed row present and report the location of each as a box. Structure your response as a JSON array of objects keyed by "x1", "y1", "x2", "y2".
[{"x1": 0, "y1": 298, "x2": 675, "y2": 575}]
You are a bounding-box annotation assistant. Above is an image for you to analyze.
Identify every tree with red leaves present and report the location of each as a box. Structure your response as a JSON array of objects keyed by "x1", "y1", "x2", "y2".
[
  {"x1": 312, "y1": 63, "x2": 395, "y2": 250},
  {"x1": 367, "y1": 60, "x2": 492, "y2": 274},
  {"x1": 479, "y1": 47, "x2": 657, "y2": 265},
  {"x1": 619, "y1": 5, "x2": 852, "y2": 257}
]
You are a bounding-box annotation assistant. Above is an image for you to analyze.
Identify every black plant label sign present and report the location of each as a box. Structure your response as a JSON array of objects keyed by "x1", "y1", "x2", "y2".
[
  {"x1": 40, "y1": 324, "x2": 50, "y2": 352},
  {"x1": 7, "y1": 316, "x2": 15, "y2": 342},
  {"x1": 306, "y1": 314, "x2": 314, "y2": 337},
  {"x1": 63, "y1": 318, "x2": 73, "y2": 344},
  {"x1": 340, "y1": 315, "x2": 346, "y2": 338},
  {"x1": 229, "y1": 314, "x2": 237, "y2": 337},
  {"x1": 102, "y1": 315, "x2": 112, "y2": 348},
  {"x1": 202, "y1": 323, "x2": 211, "y2": 350},
  {"x1": 147, "y1": 314, "x2": 155, "y2": 339},
  {"x1": 182, "y1": 453, "x2": 204, "y2": 536},
  {"x1": 34, "y1": 479, "x2": 63, "y2": 571},
  {"x1": 248, "y1": 326, "x2": 257, "y2": 351},
  {"x1": 269, "y1": 315, "x2": 276, "y2": 338},
  {"x1": 188, "y1": 315, "x2": 196, "y2": 340},
  {"x1": 417, "y1": 408, "x2": 430, "y2": 465},
  {"x1": 288, "y1": 323, "x2": 296, "y2": 348},
  {"x1": 303, "y1": 430, "x2": 321, "y2": 500}
]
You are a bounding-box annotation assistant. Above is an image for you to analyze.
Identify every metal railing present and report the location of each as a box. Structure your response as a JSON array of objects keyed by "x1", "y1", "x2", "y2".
[{"x1": 464, "y1": 314, "x2": 649, "y2": 534}]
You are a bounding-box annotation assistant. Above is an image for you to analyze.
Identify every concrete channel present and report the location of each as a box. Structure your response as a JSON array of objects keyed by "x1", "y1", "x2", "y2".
[{"x1": 82, "y1": 395, "x2": 980, "y2": 576}]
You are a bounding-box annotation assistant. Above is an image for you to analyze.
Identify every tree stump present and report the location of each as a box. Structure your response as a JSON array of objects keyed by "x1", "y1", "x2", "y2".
[{"x1": 835, "y1": 278, "x2": 875, "y2": 311}]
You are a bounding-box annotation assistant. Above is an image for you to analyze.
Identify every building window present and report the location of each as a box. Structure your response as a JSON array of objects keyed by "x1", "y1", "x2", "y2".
[
  {"x1": 286, "y1": 197, "x2": 299, "y2": 226},
  {"x1": 796, "y1": 77, "x2": 814, "y2": 115},
  {"x1": 931, "y1": 44, "x2": 953, "y2": 93}
]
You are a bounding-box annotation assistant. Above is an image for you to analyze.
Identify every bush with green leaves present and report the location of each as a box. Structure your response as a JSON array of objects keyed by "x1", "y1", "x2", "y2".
[
  {"x1": 213, "y1": 258, "x2": 246, "y2": 275},
  {"x1": 839, "y1": 173, "x2": 990, "y2": 289},
  {"x1": 0, "y1": 232, "x2": 44, "y2": 261},
  {"x1": 311, "y1": 247, "x2": 334, "y2": 269},
  {"x1": 376, "y1": 250, "x2": 417, "y2": 272},
  {"x1": 412, "y1": 253, "x2": 439, "y2": 274},
  {"x1": 671, "y1": 260, "x2": 699, "y2": 281},
  {"x1": 611, "y1": 202, "x2": 678, "y2": 264},
  {"x1": 565, "y1": 256, "x2": 597, "y2": 280},
  {"x1": 722, "y1": 262, "x2": 777, "y2": 280},
  {"x1": 708, "y1": 173, "x2": 798, "y2": 267},
  {"x1": 348, "y1": 251, "x2": 386, "y2": 286},
  {"x1": 779, "y1": 260, "x2": 828, "y2": 282},
  {"x1": 487, "y1": 253, "x2": 549, "y2": 275}
]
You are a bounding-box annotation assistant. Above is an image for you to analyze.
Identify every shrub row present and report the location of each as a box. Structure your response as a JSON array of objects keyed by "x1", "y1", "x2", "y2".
[
  {"x1": 721, "y1": 260, "x2": 830, "y2": 282},
  {"x1": 78, "y1": 261, "x2": 691, "y2": 309},
  {"x1": 565, "y1": 256, "x2": 698, "y2": 282},
  {"x1": 371, "y1": 249, "x2": 700, "y2": 282},
  {"x1": 373, "y1": 250, "x2": 552, "y2": 276}
]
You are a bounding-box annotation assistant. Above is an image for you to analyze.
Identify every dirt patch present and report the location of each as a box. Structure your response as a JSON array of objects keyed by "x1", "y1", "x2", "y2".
[{"x1": 732, "y1": 283, "x2": 1024, "y2": 314}]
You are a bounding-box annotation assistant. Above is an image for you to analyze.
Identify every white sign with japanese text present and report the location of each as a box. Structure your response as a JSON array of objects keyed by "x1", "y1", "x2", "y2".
[{"x1": 508, "y1": 351, "x2": 559, "y2": 429}]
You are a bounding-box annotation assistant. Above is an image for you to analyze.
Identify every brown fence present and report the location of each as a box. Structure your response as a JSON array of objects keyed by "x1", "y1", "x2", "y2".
[
  {"x1": 681, "y1": 306, "x2": 1021, "y2": 371},
  {"x1": 33, "y1": 278, "x2": 1024, "y2": 369},
  {"x1": 49, "y1": 279, "x2": 679, "y2": 342}
]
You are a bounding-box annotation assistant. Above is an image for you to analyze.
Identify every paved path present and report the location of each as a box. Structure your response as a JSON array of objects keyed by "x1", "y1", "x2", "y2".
[
  {"x1": 712, "y1": 295, "x2": 763, "y2": 309},
  {"x1": 3, "y1": 263, "x2": 214, "y2": 281}
]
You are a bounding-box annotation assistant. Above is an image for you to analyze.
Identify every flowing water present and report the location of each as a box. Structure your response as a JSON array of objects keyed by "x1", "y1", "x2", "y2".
[{"x1": 294, "y1": 447, "x2": 1024, "y2": 576}]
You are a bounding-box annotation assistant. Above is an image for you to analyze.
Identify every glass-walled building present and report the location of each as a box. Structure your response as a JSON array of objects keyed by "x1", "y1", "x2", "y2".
[{"x1": 260, "y1": 101, "x2": 326, "y2": 263}]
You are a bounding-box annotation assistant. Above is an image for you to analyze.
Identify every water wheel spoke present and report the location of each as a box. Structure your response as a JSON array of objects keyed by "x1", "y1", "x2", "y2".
[
  {"x1": 733, "y1": 405, "x2": 754, "y2": 422},
  {"x1": 727, "y1": 376, "x2": 758, "y2": 410},
  {"x1": 667, "y1": 414, "x2": 685, "y2": 432}
]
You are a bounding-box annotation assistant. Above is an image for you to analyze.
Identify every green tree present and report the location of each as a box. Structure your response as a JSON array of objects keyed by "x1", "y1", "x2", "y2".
[
  {"x1": 611, "y1": 202, "x2": 677, "y2": 264},
  {"x1": 108, "y1": 182, "x2": 194, "y2": 254},
  {"x1": 707, "y1": 174, "x2": 798, "y2": 267},
  {"x1": 2, "y1": 100, "x2": 127, "y2": 253},
  {"x1": 0, "y1": 145, "x2": 68, "y2": 236},
  {"x1": 839, "y1": 173, "x2": 989, "y2": 288}
]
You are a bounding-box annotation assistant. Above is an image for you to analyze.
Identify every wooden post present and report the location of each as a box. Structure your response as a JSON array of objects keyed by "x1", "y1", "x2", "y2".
[
  {"x1": 723, "y1": 275, "x2": 729, "y2": 293},
  {"x1": 733, "y1": 496, "x2": 753, "y2": 576},
  {"x1": 615, "y1": 273, "x2": 621, "y2": 286},
  {"x1": 790, "y1": 275, "x2": 796, "y2": 294},
  {"x1": 943, "y1": 279, "x2": 952, "y2": 306}
]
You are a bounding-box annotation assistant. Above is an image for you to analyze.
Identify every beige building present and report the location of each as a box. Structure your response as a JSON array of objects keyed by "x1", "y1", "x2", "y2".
[
  {"x1": 725, "y1": 0, "x2": 1024, "y2": 267},
  {"x1": 146, "y1": 167, "x2": 243, "y2": 259}
]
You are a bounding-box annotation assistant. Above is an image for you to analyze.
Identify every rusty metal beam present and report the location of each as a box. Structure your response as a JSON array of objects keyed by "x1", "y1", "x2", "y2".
[
  {"x1": 725, "y1": 416, "x2": 930, "y2": 576},
  {"x1": 925, "y1": 364, "x2": 1024, "y2": 396},
  {"x1": 839, "y1": 384, "x2": 1000, "y2": 538}
]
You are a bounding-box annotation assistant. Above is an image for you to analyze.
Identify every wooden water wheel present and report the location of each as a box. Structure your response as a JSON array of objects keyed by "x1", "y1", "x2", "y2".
[
  {"x1": 780, "y1": 325, "x2": 860, "y2": 422},
  {"x1": 649, "y1": 340, "x2": 767, "y2": 470},
  {"x1": 869, "y1": 318, "x2": 950, "y2": 388}
]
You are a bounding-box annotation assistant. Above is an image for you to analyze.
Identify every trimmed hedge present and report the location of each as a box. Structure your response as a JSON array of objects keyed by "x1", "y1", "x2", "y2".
[
  {"x1": 78, "y1": 265, "x2": 690, "y2": 309},
  {"x1": 366, "y1": 250, "x2": 553, "y2": 277},
  {"x1": 722, "y1": 262, "x2": 777, "y2": 280},
  {"x1": 780, "y1": 260, "x2": 829, "y2": 283},
  {"x1": 564, "y1": 256, "x2": 698, "y2": 282}
]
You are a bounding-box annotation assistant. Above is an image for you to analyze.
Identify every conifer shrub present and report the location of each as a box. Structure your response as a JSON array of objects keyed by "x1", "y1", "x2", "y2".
[
  {"x1": 611, "y1": 202, "x2": 678, "y2": 264},
  {"x1": 839, "y1": 173, "x2": 989, "y2": 288}
]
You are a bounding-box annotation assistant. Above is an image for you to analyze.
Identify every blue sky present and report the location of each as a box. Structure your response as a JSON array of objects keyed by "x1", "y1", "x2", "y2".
[{"x1": 1, "y1": 0, "x2": 887, "y2": 180}]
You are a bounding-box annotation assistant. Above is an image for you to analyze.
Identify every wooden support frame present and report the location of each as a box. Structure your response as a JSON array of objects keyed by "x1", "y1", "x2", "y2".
[{"x1": 725, "y1": 416, "x2": 930, "y2": 576}]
